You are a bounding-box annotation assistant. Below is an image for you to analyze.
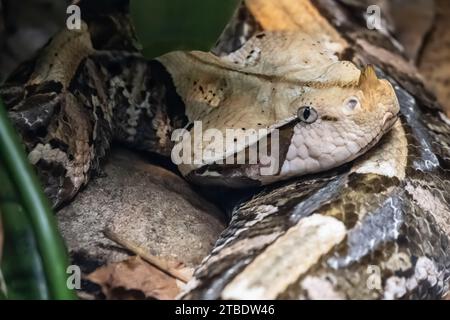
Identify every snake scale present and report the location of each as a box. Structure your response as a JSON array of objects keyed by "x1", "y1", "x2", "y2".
[{"x1": 1, "y1": 0, "x2": 449, "y2": 299}]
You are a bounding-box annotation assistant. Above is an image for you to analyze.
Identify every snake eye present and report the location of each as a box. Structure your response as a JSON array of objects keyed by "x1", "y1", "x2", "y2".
[{"x1": 297, "y1": 106, "x2": 318, "y2": 124}]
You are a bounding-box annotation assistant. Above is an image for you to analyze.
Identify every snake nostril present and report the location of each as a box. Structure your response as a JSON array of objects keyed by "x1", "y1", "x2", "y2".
[
  {"x1": 347, "y1": 98, "x2": 359, "y2": 109},
  {"x1": 344, "y1": 96, "x2": 360, "y2": 112}
]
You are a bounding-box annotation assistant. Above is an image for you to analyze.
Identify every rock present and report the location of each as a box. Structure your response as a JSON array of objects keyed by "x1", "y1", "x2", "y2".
[{"x1": 57, "y1": 148, "x2": 226, "y2": 272}]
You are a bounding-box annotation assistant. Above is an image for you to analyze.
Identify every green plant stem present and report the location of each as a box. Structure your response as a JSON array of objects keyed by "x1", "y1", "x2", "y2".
[
  {"x1": 0, "y1": 169, "x2": 50, "y2": 299},
  {"x1": 0, "y1": 99, "x2": 76, "y2": 300},
  {"x1": 0, "y1": 268, "x2": 7, "y2": 299}
]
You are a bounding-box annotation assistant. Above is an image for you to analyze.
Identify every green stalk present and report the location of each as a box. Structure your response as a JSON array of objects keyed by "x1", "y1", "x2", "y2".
[
  {"x1": 0, "y1": 283, "x2": 6, "y2": 300},
  {"x1": 0, "y1": 98, "x2": 76, "y2": 300},
  {"x1": 0, "y1": 166, "x2": 50, "y2": 299},
  {"x1": 0, "y1": 268, "x2": 7, "y2": 299}
]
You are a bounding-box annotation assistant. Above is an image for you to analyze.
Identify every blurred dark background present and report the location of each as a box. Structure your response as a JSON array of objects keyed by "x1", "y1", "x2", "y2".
[{"x1": 0, "y1": 0, "x2": 70, "y2": 79}]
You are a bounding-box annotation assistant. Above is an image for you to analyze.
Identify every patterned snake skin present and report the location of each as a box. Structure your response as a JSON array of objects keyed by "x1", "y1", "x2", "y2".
[
  {"x1": 182, "y1": 72, "x2": 450, "y2": 299},
  {"x1": 0, "y1": 0, "x2": 449, "y2": 299},
  {"x1": 180, "y1": 1, "x2": 450, "y2": 299}
]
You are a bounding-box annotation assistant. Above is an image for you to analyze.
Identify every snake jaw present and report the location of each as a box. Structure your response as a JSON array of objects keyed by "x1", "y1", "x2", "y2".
[{"x1": 382, "y1": 112, "x2": 399, "y2": 132}]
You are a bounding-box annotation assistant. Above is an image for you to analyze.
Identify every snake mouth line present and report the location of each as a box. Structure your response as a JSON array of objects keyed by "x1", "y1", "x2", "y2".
[
  {"x1": 358, "y1": 114, "x2": 399, "y2": 158},
  {"x1": 382, "y1": 112, "x2": 398, "y2": 132}
]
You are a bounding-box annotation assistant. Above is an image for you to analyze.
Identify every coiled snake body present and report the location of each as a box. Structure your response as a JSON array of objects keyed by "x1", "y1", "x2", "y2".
[{"x1": 1, "y1": 1, "x2": 449, "y2": 299}]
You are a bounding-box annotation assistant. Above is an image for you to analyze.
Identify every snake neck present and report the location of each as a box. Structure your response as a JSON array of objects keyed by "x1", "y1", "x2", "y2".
[
  {"x1": 83, "y1": 52, "x2": 189, "y2": 157},
  {"x1": 0, "y1": 44, "x2": 188, "y2": 208}
]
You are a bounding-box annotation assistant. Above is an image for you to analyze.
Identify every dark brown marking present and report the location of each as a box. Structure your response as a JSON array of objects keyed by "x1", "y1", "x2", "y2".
[{"x1": 321, "y1": 115, "x2": 339, "y2": 122}]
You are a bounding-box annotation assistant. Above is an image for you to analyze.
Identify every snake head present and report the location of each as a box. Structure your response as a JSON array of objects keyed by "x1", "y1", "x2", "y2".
[
  {"x1": 278, "y1": 65, "x2": 400, "y2": 179},
  {"x1": 163, "y1": 32, "x2": 400, "y2": 186}
]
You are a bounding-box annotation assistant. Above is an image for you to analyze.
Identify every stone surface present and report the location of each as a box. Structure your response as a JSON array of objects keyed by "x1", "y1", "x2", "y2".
[{"x1": 57, "y1": 148, "x2": 226, "y2": 270}]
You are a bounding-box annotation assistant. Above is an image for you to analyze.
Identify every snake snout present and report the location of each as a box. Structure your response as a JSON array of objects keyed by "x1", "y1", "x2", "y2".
[{"x1": 382, "y1": 112, "x2": 398, "y2": 132}]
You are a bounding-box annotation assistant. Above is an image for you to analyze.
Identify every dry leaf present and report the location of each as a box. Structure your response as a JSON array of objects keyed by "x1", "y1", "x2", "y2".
[{"x1": 86, "y1": 256, "x2": 187, "y2": 300}]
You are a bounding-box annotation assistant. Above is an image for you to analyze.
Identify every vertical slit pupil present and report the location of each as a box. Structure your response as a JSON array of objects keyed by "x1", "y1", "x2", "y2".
[{"x1": 303, "y1": 107, "x2": 311, "y2": 120}]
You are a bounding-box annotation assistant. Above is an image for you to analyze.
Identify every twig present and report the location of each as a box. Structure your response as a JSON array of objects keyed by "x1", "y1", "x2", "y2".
[{"x1": 103, "y1": 229, "x2": 190, "y2": 283}]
